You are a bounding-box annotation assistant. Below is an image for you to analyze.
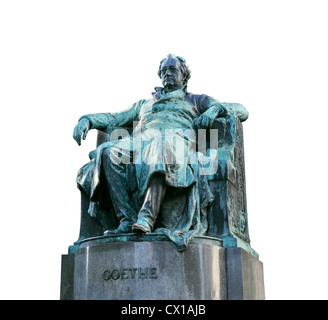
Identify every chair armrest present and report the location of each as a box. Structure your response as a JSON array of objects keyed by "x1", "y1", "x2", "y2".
[{"x1": 207, "y1": 114, "x2": 244, "y2": 184}]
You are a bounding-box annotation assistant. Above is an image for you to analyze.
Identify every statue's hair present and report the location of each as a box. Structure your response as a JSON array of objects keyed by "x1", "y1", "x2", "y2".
[{"x1": 158, "y1": 54, "x2": 191, "y2": 85}]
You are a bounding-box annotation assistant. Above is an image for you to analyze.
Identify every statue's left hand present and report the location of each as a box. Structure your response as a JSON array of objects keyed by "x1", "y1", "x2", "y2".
[
  {"x1": 73, "y1": 118, "x2": 90, "y2": 146},
  {"x1": 193, "y1": 113, "x2": 214, "y2": 129},
  {"x1": 193, "y1": 105, "x2": 227, "y2": 129}
]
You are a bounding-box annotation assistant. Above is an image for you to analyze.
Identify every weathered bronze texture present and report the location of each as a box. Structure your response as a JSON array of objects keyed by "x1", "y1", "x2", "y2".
[{"x1": 72, "y1": 54, "x2": 251, "y2": 253}]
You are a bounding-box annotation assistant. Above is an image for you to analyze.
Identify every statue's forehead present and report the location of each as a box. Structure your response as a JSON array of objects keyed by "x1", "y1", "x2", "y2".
[{"x1": 161, "y1": 57, "x2": 181, "y2": 69}]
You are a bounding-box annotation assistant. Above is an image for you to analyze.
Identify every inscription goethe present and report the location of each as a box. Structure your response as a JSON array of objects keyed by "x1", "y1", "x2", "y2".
[{"x1": 103, "y1": 267, "x2": 158, "y2": 281}]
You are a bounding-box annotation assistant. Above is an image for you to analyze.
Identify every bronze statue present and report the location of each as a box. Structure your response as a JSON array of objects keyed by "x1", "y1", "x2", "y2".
[{"x1": 73, "y1": 54, "x2": 249, "y2": 251}]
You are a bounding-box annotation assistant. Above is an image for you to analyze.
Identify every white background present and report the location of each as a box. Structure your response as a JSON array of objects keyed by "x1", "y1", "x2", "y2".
[{"x1": 1, "y1": 0, "x2": 328, "y2": 300}]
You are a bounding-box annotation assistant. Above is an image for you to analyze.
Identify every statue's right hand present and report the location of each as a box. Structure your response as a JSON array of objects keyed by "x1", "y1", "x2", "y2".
[{"x1": 73, "y1": 118, "x2": 90, "y2": 146}]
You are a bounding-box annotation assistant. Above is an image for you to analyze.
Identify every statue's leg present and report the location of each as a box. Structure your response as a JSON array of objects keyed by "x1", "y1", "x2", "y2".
[
  {"x1": 132, "y1": 173, "x2": 167, "y2": 233},
  {"x1": 101, "y1": 147, "x2": 137, "y2": 234}
]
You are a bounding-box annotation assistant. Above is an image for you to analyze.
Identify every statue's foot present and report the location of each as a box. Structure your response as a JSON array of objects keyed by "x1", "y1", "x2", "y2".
[
  {"x1": 132, "y1": 220, "x2": 152, "y2": 233},
  {"x1": 104, "y1": 222, "x2": 133, "y2": 235}
]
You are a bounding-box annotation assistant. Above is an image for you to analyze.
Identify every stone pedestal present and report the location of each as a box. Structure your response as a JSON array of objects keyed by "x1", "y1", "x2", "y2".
[
  {"x1": 61, "y1": 235, "x2": 264, "y2": 300},
  {"x1": 225, "y1": 247, "x2": 265, "y2": 300}
]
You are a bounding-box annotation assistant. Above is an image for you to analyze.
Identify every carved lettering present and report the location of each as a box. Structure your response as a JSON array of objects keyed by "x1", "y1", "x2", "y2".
[{"x1": 103, "y1": 267, "x2": 158, "y2": 281}]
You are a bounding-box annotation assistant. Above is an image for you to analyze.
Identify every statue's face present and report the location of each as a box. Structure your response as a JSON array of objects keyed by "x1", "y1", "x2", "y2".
[{"x1": 160, "y1": 58, "x2": 184, "y2": 91}]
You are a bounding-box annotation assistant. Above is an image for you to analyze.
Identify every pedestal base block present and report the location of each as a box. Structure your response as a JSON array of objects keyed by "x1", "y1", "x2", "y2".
[{"x1": 60, "y1": 237, "x2": 264, "y2": 300}]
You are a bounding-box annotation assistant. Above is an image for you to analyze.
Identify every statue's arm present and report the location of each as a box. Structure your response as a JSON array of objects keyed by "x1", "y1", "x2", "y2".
[
  {"x1": 193, "y1": 95, "x2": 249, "y2": 129},
  {"x1": 206, "y1": 98, "x2": 249, "y2": 122},
  {"x1": 73, "y1": 99, "x2": 146, "y2": 145},
  {"x1": 193, "y1": 95, "x2": 228, "y2": 129},
  {"x1": 79, "y1": 99, "x2": 146, "y2": 129},
  {"x1": 78, "y1": 113, "x2": 114, "y2": 130}
]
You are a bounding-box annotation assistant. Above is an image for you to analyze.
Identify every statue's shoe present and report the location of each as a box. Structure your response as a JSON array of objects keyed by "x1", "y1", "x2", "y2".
[
  {"x1": 132, "y1": 220, "x2": 151, "y2": 233},
  {"x1": 104, "y1": 222, "x2": 133, "y2": 235}
]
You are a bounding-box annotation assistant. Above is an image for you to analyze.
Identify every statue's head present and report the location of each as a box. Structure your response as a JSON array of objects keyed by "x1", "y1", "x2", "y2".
[{"x1": 158, "y1": 54, "x2": 191, "y2": 91}]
